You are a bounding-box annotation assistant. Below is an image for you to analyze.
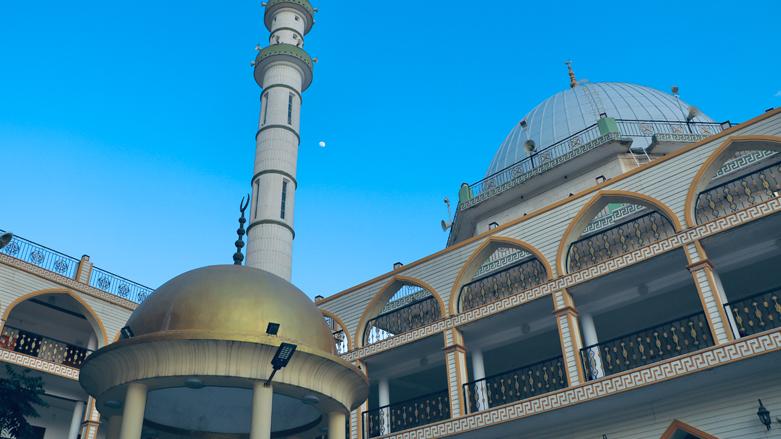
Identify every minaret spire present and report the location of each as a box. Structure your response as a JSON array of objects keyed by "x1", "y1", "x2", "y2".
[
  {"x1": 233, "y1": 195, "x2": 250, "y2": 265},
  {"x1": 245, "y1": 0, "x2": 316, "y2": 281},
  {"x1": 566, "y1": 60, "x2": 577, "y2": 88}
]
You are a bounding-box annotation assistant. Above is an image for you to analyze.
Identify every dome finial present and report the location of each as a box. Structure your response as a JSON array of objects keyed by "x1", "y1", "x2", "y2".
[
  {"x1": 233, "y1": 194, "x2": 250, "y2": 265},
  {"x1": 565, "y1": 60, "x2": 577, "y2": 89}
]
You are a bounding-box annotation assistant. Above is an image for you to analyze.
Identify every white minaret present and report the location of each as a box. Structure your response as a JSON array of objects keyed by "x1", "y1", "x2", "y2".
[{"x1": 246, "y1": 0, "x2": 315, "y2": 281}]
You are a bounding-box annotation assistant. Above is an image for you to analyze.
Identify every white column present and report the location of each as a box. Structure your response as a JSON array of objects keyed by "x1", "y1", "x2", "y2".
[
  {"x1": 329, "y1": 411, "x2": 346, "y2": 439},
  {"x1": 470, "y1": 349, "x2": 488, "y2": 412},
  {"x1": 119, "y1": 383, "x2": 147, "y2": 439},
  {"x1": 378, "y1": 378, "x2": 390, "y2": 435},
  {"x1": 106, "y1": 416, "x2": 122, "y2": 439},
  {"x1": 579, "y1": 313, "x2": 603, "y2": 379},
  {"x1": 250, "y1": 381, "x2": 274, "y2": 439},
  {"x1": 712, "y1": 268, "x2": 741, "y2": 338},
  {"x1": 67, "y1": 401, "x2": 86, "y2": 439}
]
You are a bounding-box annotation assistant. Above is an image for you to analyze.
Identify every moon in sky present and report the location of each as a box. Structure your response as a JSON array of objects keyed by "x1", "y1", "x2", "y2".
[{"x1": 319, "y1": 141, "x2": 325, "y2": 147}]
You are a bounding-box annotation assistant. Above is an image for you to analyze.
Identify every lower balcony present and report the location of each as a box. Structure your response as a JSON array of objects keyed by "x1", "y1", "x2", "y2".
[
  {"x1": 363, "y1": 388, "x2": 450, "y2": 438},
  {"x1": 1, "y1": 326, "x2": 92, "y2": 369},
  {"x1": 725, "y1": 287, "x2": 781, "y2": 338}
]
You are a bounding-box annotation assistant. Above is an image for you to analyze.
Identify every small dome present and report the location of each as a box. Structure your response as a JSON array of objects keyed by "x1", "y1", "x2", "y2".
[
  {"x1": 125, "y1": 265, "x2": 336, "y2": 354},
  {"x1": 487, "y1": 82, "x2": 715, "y2": 176}
]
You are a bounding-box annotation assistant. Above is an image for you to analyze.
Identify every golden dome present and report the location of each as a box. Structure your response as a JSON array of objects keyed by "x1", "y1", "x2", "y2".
[{"x1": 124, "y1": 265, "x2": 336, "y2": 354}]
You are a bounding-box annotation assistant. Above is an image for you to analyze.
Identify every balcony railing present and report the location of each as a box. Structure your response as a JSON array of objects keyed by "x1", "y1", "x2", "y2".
[
  {"x1": 567, "y1": 210, "x2": 675, "y2": 273},
  {"x1": 695, "y1": 160, "x2": 781, "y2": 225},
  {"x1": 1, "y1": 326, "x2": 92, "y2": 369},
  {"x1": 332, "y1": 329, "x2": 347, "y2": 355},
  {"x1": 0, "y1": 229, "x2": 80, "y2": 279},
  {"x1": 363, "y1": 389, "x2": 450, "y2": 438},
  {"x1": 364, "y1": 296, "x2": 441, "y2": 345},
  {"x1": 580, "y1": 311, "x2": 714, "y2": 381},
  {"x1": 725, "y1": 288, "x2": 781, "y2": 338},
  {"x1": 614, "y1": 119, "x2": 723, "y2": 137},
  {"x1": 462, "y1": 355, "x2": 567, "y2": 414},
  {"x1": 458, "y1": 257, "x2": 547, "y2": 313},
  {"x1": 89, "y1": 266, "x2": 153, "y2": 303}
]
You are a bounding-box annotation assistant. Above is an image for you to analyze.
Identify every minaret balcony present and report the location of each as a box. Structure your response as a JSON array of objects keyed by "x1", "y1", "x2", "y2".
[{"x1": 253, "y1": 43, "x2": 313, "y2": 90}]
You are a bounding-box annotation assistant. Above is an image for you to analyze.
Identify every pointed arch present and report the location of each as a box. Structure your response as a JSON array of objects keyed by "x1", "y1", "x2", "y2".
[
  {"x1": 684, "y1": 135, "x2": 781, "y2": 227},
  {"x1": 321, "y1": 309, "x2": 352, "y2": 352},
  {"x1": 659, "y1": 419, "x2": 719, "y2": 439},
  {"x1": 556, "y1": 190, "x2": 683, "y2": 275},
  {"x1": 449, "y1": 236, "x2": 553, "y2": 315},
  {"x1": 354, "y1": 276, "x2": 446, "y2": 348},
  {"x1": 2, "y1": 289, "x2": 108, "y2": 349}
]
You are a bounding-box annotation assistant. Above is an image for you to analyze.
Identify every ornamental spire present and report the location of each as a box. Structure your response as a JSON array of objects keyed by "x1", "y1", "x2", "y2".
[
  {"x1": 565, "y1": 60, "x2": 577, "y2": 89},
  {"x1": 233, "y1": 195, "x2": 250, "y2": 265}
]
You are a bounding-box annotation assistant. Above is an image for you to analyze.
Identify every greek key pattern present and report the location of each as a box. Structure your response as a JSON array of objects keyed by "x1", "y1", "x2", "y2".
[
  {"x1": 713, "y1": 150, "x2": 777, "y2": 179},
  {"x1": 0, "y1": 349, "x2": 80, "y2": 380},
  {"x1": 580, "y1": 204, "x2": 645, "y2": 235},
  {"x1": 460, "y1": 132, "x2": 623, "y2": 211},
  {"x1": 378, "y1": 329, "x2": 781, "y2": 439},
  {"x1": 652, "y1": 133, "x2": 710, "y2": 144},
  {"x1": 341, "y1": 197, "x2": 781, "y2": 362},
  {"x1": 474, "y1": 249, "x2": 531, "y2": 277},
  {"x1": 0, "y1": 254, "x2": 138, "y2": 310}
]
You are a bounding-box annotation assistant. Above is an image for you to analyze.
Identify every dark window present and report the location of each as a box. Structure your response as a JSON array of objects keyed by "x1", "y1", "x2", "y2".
[
  {"x1": 281, "y1": 180, "x2": 288, "y2": 219},
  {"x1": 287, "y1": 93, "x2": 293, "y2": 125},
  {"x1": 262, "y1": 93, "x2": 269, "y2": 125}
]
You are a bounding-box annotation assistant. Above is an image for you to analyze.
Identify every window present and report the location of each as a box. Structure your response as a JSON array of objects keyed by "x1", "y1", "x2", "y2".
[
  {"x1": 254, "y1": 180, "x2": 260, "y2": 218},
  {"x1": 262, "y1": 93, "x2": 269, "y2": 125},
  {"x1": 280, "y1": 180, "x2": 288, "y2": 219},
  {"x1": 287, "y1": 93, "x2": 293, "y2": 125}
]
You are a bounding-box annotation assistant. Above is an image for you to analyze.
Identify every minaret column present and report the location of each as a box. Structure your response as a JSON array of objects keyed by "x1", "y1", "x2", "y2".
[{"x1": 246, "y1": 0, "x2": 315, "y2": 281}]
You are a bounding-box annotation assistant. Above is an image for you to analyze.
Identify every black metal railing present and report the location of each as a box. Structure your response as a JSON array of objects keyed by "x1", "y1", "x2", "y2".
[
  {"x1": 364, "y1": 296, "x2": 441, "y2": 345},
  {"x1": 615, "y1": 119, "x2": 723, "y2": 137},
  {"x1": 0, "y1": 326, "x2": 92, "y2": 369},
  {"x1": 363, "y1": 389, "x2": 450, "y2": 438},
  {"x1": 725, "y1": 288, "x2": 781, "y2": 338},
  {"x1": 580, "y1": 311, "x2": 714, "y2": 380},
  {"x1": 462, "y1": 355, "x2": 567, "y2": 414},
  {"x1": 0, "y1": 229, "x2": 80, "y2": 279},
  {"x1": 89, "y1": 266, "x2": 153, "y2": 303},
  {"x1": 695, "y1": 161, "x2": 781, "y2": 225},
  {"x1": 567, "y1": 210, "x2": 675, "y2": 273},
  {"x1": 458, "y1": 258, "x2": 547, "y2": 313}
]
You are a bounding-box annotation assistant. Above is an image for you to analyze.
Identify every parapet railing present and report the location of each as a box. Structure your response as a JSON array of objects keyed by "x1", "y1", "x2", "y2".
[
  {"x1": 695, "y1": 160, "x2": 781, "y2": 225},
  {"x1": 614, "y1": 119, "x2": 723, "y2": 137},
  {"x1": 1, "y1": 325, "x2": 92, "y2": 369},
  {"x1": 88, "y1": 266, "x2": 153, "y2": 303},
  {"x1": 0, "y1": 229, "x2": 80, "y2": 279},
  {"x1": 364, "y1": 295, "x2": 441, "y2": 345},
  {"x1": 725, "y1": 287, "x2": 781, "y2": 338},
  {"x1": 363, "y1": 388, "x2": 450, "y2": 438},
  {"x1": 458, "y1": 257, "x2": 547, "y2": 313}
]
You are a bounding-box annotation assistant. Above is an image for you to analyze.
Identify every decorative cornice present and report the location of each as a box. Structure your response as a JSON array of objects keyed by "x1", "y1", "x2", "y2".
[
  {"x1": 553, "y1": 306, "x2": 579, "y2": 317},
  {"x1": 255, "y1": 124, "x2": 301, "y2": 143},
  {"x1": 687, "y1": 259, "x2": 715, "y2": 272},
  {"x1": 442, "y1": 344, "x2": 467, "y2": 355},
  {"x1": 246, "y1": 219, "x2": 296, "y2": 239},
  {"x1": 0, "y1": 349, "x2": 80, "y2": 380},
  {"x1": 261, "y1": 83, "x2": 302, "y2": 103},
  {"x1": 251, "y1": 169, "x2": 298, "y2": 189}
]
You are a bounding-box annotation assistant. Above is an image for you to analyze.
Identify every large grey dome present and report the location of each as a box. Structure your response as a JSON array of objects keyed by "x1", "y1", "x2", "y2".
[{"x1": 486, "y1": 82, "x2": 715, "y2": 176}]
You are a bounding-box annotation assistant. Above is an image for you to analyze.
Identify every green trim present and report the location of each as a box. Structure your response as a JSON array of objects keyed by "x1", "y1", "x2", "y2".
[
  {"x1": 261, "y1": 84, "x2": 302, "y2": 103},
  {"x1": 270, "y1": 26, "x2": 304, "y2": 41},
  {"x1": 265, "y1": 0, "x2": 314, "y2": 22},
  {"x1": 247, "y1": 219, "x2": 295, "y2": 239},
  {"x1": 251, "y1": 169, "x2": 298, "y2": 189},
  {"x1": 254, "y1": 43, "x2": 313, "y2": 72},
  {"x1": 255, "y1": 124, "x2": 301, "y2": 143}
]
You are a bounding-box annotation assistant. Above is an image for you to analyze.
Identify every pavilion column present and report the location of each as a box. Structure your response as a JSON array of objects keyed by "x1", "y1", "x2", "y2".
[
  {"x1": 552, "y1": 289, "x2": 585, "y2": 386},
  {"x1": 106, "y1": 416, "x2": 123, "y2": 439},
  {"x1": 79, "y1": 397, "x2": 101, "y2": 439},
  {"x1": 470, "y1": 348, "x2": 488, "y2": 412},
  {"x1": 579, "y1": 313, "x2": 603, "y2": 380},
  {"x1": 686, "y1": 242, "x2": 734, "y2": 344},
  {"x1": 119, "y1": 383, "x2": 147, "y2": 439},
  {"x1": 355, "y1": 360, "x2": 367, "y2": 439},
  {"x1": 378, "y1": 378, "x2": 390, "y2": 435},
  {"x1": 67, "y1": 401, "x2": 86, "y2": 439},
  {"x1": 329, "y1": 411, "x2": 346, "y2": 439},
  {"x1": 443, "y1": 329, "x2": 468, "y2": 417},
  {"x1": 250, "y1": 381, "x2": 274, "y2": 439}
]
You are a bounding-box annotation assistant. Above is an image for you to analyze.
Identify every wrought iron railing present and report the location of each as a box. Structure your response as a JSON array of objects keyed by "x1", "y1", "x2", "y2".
[
  {"x1": 0, "y1": 229, "x2": 80, "y2": 279},
  {"x1": 695, "y1": 161, "x2": 781, "y2": 225},
  {"x1": 580, "y1": 311, "x2": 714, "y2": 381},
  {"x1": 462, "y1": 355, "x2": 567, "y2": 414},
  {"x1": 615, "y1": 119, "x2": 722, "y2": 137},
  {"x1": 458, "y1": 257, "x2": 547, "y2": 313},
  {"x1": 89, "y1": 266, "x2": 153, "y2": 303},
  {"x1": 725, "y1": 288, "x2": 781, "y2": 338},
  {"x1": 567, "y1": 210, "x2": 675, "y2": 273},
  {"x1": 0, "y1": 325, "x2": 92, "y2": 369},
  {"x1": 381, "y1": 285, "x2": 432, "y2": 314},
  {"x1": 364, "y1": 296, "x2": 441, "y2": 345},
  {"x1": 362, "y1": 389, "x2": 450, "y2": 438}
]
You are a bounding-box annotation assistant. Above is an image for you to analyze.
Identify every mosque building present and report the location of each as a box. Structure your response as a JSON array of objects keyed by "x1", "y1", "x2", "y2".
[{"x1": 3, "y1": 1, "x2": 781, "y2": 439}]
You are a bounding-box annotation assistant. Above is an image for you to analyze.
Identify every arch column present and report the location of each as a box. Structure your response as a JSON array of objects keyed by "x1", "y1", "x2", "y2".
[
  {"x1": 106, "y1": 415, "x2": 123, "y2": 439},
  {"x1": 378, "y1": 378, "x2": 390, "y2": 435},
  {"x1": 552, "y1": 289, "x2": 585, "y2": 386},
  {"x1": 67, "y1": 400, "x2": 86, "y2": 439},
  {"x1": 686, "y1": 242, "x2": 734, "y2": 344},
  {"x1": 470, "y1": 348, "x2": 488, "y2": 412},
  {"x1": 80, "y1": 397, "x2": 102, "y2": 439},
  {"x1": 443, "y1": 329, "x2": 468, "y2": 418},
  {"x1": 578, "y1": 313, "x2": 603, "y2": 380}
]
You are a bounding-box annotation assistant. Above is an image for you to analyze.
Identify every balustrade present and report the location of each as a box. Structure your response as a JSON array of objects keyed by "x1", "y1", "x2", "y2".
[
  {"x1": 462, "y1": 356, "x2": 567, "y2": 414},
  {"x1": 363, "y1": 389, "x2": 450, "y2": 438},
  {"x1": 695, "y1": 161, "x2": 781, "y2": 224},
  {"x1": 89, "y1": 266, "x2": 153, "y2": 303},
  {"x1": 726, "y1": 288, "x2": 781, "y2": 338},
  {"x1": 0, "y1": 326, "x2": 92, "y2": 369},
  {"x1": 0, "y1": 229, "x2": 80, "y2": 278},
  {"x1": 364, "y1": 296, "x2": 441, "y2": 345},
  {"x1": 580, "y1": 312, "x2": 714, "y2": 380},
  {"x1": 567, "y1": 210, "x2": 674, "y2": 273},
  {"x1": 458, "y1": 258, "x2": 547, "y2": 313}
]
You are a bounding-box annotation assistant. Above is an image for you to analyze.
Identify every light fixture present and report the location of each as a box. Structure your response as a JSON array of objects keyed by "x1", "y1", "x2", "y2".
[
  {"x1": 120, "y1": 326, "x2": 134, "y2": 339},
  {"x1": 302, "y1": 395, "x2": 320, "y2": 405},
  {"x1": 519, "y1": 120, "x2": 528, "y2": 128},
  {"x1": 104, "y1": 400, "x2": 122, "y2": 409},
  {"x1": 0, "y1": 232, "x2": 13, "y2": 250},
  {"x1": 393, "y1": 262, "x2": 403, "y2": 270},
  {"x1": 757, "y1": 399, "x2": 772, "y2": 430},
  {"x1": 266, "y1": 342, "x2": 298, "y2": 386},
  {"x1": 184, "y1": 378, "x2": 204, "y2": 389},
  {"x1": 488, "y1": 222, "x2": 499, "y2": 230},
  {"x1": 671, "y1": 86, "x2": 679, "y2": 95},
  {"x1": 720, "y1": 121, "x2": 731, "y2": 130},
  {"x1": 266, "y1": 322, "x2": 280, "y2": 336}
]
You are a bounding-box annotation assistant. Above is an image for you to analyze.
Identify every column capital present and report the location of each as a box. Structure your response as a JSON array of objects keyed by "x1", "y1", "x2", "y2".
[
  {"x1": 553, "y1": 306, "x2": 579, "y2": 317},
  {"x1": 687, "y1": 259, "x2": 714, "y2": 272},
  {"x1": 442, "y1": 344, "x2": 467, "y2": 354}
]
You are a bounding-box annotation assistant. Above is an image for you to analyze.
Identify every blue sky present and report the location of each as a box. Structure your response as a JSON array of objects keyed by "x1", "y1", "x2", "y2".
[{"x1": 1, "y1": 1, "x2": 779, "y2": 299}]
